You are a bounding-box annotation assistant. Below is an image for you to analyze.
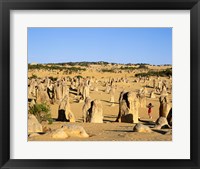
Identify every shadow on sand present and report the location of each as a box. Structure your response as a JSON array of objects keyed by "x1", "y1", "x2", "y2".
[{"x1": 100, "y1": 99, "x2": 119, "y2": 104}]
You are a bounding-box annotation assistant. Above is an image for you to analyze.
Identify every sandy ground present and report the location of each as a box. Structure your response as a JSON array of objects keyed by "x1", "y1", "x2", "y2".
[{"x1": 28, "y1": 65, "x2": 172, "y2": 141}]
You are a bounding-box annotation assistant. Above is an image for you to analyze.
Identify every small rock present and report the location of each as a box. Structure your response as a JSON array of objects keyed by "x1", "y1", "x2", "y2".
[
  {"x1": 62, "y1": 124, "x2": 89, "y2": 138},
  {"x1": 43, "y1": 126, "x2": 51, "y2": 132},
  {"x1": 154, "y1": 117, "x2": 169, "y2": 129},
  {"x1": 51, "y1": 128, "x2": 69, "y2": 139},
  {"x1": 133, "y1": 123, "x2": 152, "y2": 133},
  {"x1": 29, "y1": 133, "x2": 40, "y2": 138},
  {"x1": 165, "y1": 130, "x2": 172, "y2": 135},
  {"x1": 28, "y1": 114, "x2": 43, "y2": 133}
]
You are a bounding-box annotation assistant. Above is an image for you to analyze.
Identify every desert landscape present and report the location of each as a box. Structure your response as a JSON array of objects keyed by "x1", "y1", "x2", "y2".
[{"x1": 28, "y1": 62, "x2": 172, "y2": 141}]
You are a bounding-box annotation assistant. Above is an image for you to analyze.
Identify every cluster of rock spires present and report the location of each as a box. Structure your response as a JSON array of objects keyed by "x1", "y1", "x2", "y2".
[{"x1": 28, "y1": 75, "x2": 172, "y2": 139}]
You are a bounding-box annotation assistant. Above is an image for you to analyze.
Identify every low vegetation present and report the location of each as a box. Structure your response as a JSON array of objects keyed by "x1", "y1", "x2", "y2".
[
  {"x1": 55, "y1": 61, "x2": 111, "y2": 67},
  {"x1": 29, "y1": 74, "x2": 38, "y2": 79},
  {"x1": 29, "y1": 103, "x2": 52, "y2": 123},
  {"x1": 49, "y1": 76, "x2": 58, "y2": 81},
  {"x1": 100, "y1": 64, "x2": 149, "y2": 73},
  {"x1": 28, "y1": 62, "x2": 171, "y2": 76},
  {"x1": 28, "y1": 64, "x2": 86, "y2": 73},
  {"x1": 74, "y1": 75, "x2": 83, "y2": 79},
  {"x1": 101, "y1": 68, "x2": 115, "y2": 73},
  {"x1": 135, "y1": 68, "x2": 172, "y2": 77}
]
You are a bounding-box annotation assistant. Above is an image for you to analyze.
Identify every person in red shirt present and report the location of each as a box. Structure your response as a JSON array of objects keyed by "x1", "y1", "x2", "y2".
[{"x1": 147, "y1": 103, "x2": 154, "y2": 119}]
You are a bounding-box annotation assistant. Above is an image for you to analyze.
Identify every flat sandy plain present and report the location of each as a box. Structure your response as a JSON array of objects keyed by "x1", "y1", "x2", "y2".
[{"x1": 28, "y1": 63, "x2": 172, "y2": 141}]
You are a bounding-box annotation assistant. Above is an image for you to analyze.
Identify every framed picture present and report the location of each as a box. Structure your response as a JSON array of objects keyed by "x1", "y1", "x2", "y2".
[{"x1": 0, "y1": 0, "x2": 199, "y2": 168}]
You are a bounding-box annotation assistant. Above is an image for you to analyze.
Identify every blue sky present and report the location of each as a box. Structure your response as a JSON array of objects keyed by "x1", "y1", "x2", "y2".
[{"x1": 28, "y1": 28, "x2": 172, "y2": 65}]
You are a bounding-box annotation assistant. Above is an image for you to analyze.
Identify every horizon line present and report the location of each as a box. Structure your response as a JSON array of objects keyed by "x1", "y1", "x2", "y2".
[{"x1": 28, "y1": 61, "x2": 172, "y2": 66}]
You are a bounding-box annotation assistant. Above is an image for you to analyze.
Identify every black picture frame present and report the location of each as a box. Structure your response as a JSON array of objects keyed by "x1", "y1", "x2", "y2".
[{"x1": 0, "y1": 0, "x2": 199, "y2": 168}]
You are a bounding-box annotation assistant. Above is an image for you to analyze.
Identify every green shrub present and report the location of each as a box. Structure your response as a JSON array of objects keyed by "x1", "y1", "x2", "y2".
[
  {"x1": 49, "y1": 76, "x2": 58, "y2": 81},
  {"x1": 29, "y1": 103, "x2": 52, "y2": 123},
  {"x1": 101, "y1": 68, "x2": 115, "y2": 73},
  {"x1": 29, "y1": 74, "x2": 38, "y2": 79},
  {"x1": 66, "y1": 62, "x2": 77, "y2": 66},
  {"x1": 118, "y1": 65, "x2": 148, "y2": 71},
  {"x1": 47, "y1": 118, "x2": 54, "y2": 124},
  {"x1": 119, "y1": 66, "x2": 136, "y2": 71},
  {"x1": 79, "y1": 62, "x2": 89, "y2": 67},
  {"x1": 135, "y1": 68, "x2": 172, "y2": 77},
  {"x1": 137, "y1": 64, "x2": 148, "y2": 69},
  {"x1": 28, "y1": 63, "x2": 86, "y2": 73},
  {"x1": 66, "y1": 67, "x2": 86, "y2": 72},
  {"x1": 75, "y1": 75, "x2": 83, "y2": 79}
]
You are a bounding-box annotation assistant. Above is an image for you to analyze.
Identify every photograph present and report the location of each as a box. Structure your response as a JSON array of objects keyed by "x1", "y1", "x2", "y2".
[
  {"x1": 27, "y1": 27, "x2": 172, "y2": 141},
  {"x1": 1, "y1": 0, "x2": 199, "y2": 168}
]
